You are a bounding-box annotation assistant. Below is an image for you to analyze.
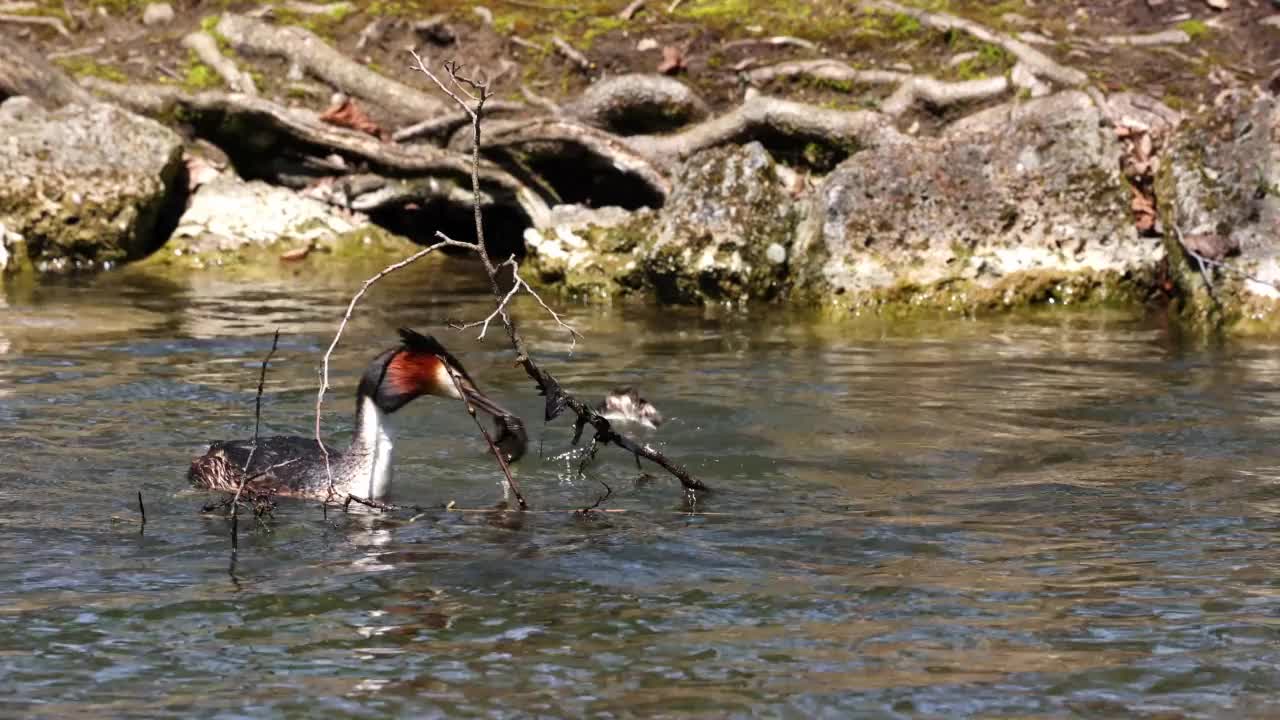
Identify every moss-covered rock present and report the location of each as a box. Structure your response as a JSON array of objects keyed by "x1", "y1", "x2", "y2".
[
  {"x1": 0, "y1": 98, "x2": 184, "y2": 273},
  {"x1": 792, "y1": 91, "x2": 1161, "y2": 313},
  {"x1": 134, "y1": 175, "x2": 423, "y2": 279},
  {"x1": 1156, "y1": 92, "x2": 1280, "y2": 335},
  {"x1": 524, "y1": 142, "x2": 799, "y2": 304}
]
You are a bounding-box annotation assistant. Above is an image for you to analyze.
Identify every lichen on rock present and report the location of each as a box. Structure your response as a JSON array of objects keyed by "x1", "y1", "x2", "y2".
[
  {"x1": 1156, "y1": 92, "x2": 1280, "y2": 334},
  {"x1": 137, "y1": 174, "x2": 422, "y2": 275},
  {"x1": 794, "y1": 91, "x2": 1160, "y2": 313},
  {"x1": 524, "y1": 141, "x2": 799, "y2": 304},
  {"x1": 0, "y1": 98, "x2": 184, "y2": 272}
]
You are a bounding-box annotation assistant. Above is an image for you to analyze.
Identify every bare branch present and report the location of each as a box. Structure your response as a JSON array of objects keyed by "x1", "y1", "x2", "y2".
[
  {"x1": 314, "y1": 241, "x2": 464, "y2": 493},
  {"x1": 243, "y1": 329, "x2": 281, "y2": 472},
  {"x1": 0, "y1": 12, "x2": 71, "y2": 38},
  {"x1": 442, "y1": 363, "x2": 528, "y2": 510}
]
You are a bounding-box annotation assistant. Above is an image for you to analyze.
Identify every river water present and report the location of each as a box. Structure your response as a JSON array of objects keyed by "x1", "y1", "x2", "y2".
[{"x1": 3, "y1": 259, "x2": 1280, "y2": 718}]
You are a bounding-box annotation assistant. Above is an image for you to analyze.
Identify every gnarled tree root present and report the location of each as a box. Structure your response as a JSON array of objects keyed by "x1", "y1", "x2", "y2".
[
  {"x1": 182, "y1": 31, "x2": 258, "y2": 96},
  {"x1": 861, "y1": 0, "x2": 1086, "y2": 88},
  {"x1": 0, "y1": 39, "x2": 96, "y2": 107},
  {"x1": 216, "y1": 12, "x2": 447, "y2": 120},
  {"x1": 625, "y1": 91, "x2": 901, "y2": 164},
  {"x1": 561, "y1": 73, "x2": 710, "y2": 135},
  {"x1": 80, "y1": 78, "x2": 550, "y2": 225},
  {"x1": 746, "y1": 59, "x2": 1010, "y2": 117},
  {"x1": 448, "y1": 117, "x2": 672, "y2": 201}
]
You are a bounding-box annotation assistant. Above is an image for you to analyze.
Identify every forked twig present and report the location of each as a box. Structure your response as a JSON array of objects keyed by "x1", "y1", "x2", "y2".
[
  {"x1": 243, "y1": 329, "x2": 281, "y2": 472},
  {"x1": 227, "y1": 458, "x2": 298, "y2": 551}
]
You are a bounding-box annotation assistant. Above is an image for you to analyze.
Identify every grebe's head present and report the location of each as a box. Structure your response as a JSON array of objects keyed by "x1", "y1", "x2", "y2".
[{"x1": 359, "y1": 329, "x2": 527, "y2": 461}]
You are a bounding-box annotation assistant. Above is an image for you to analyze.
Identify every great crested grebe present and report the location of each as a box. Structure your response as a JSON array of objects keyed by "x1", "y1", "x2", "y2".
[{"x1": 189, "y1": 329, "x2": 526, "y2": 501}]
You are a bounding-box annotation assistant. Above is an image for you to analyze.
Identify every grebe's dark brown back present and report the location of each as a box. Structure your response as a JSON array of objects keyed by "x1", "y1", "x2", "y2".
[{"x1": 188, "y1": 329, "x2": 526, "y2": 501}]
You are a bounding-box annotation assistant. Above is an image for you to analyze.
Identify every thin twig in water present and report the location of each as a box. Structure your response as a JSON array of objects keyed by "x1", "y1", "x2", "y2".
[
  {"x1": 244, "y1": 329, "x2": 281, "y2": 472},
  {"x1": 441, "y1": 362, "x2": 529, "y2": 509},
  {"x1": 227, "y1": 458, "x2": 298, "y2": 551},
  {"x1": 137, "y1": 491, "x2": 146, "y2": 532}
]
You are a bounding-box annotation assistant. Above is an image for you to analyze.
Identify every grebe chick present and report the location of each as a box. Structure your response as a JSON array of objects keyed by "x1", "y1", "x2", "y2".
[
  {"x1": 596, "y1": 387, "x2": 663, "y2": 430},
  {"x1": 189, "y1": 328, "x2": 526, "y2": 501}
]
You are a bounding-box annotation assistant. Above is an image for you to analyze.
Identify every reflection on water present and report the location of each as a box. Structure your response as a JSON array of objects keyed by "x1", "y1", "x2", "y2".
[{"x1": 4, "y1": 268, "x2": 1280, "y2": 717}]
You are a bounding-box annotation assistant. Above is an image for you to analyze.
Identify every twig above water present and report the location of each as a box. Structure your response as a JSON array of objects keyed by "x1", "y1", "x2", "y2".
[{"x1": 244, "y1": 329, "x2": 281, "y2": 472}]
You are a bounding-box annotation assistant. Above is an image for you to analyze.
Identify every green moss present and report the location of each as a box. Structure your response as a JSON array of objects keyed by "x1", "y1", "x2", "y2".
[
  {"x1": 54, "y1": 57, "x2": 127, "y2": 83},
  {"x1": 1177, "y1": 19, "x2": 1210, "y2": 40},
  {"x1": 182, "y1": 58, "x2": 220, "y2": 91},
  {"x1": 890, "y1": 12, "x2": 921, "y2": 36}
]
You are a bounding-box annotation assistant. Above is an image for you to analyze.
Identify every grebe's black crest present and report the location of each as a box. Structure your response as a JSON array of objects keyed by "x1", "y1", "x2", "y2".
[
  {"x1": 597, "y1": 387, "x2": 663, "y2": 430},
  {"x1": 188, "y1": 328, "x2": 526, "y2": 501}
]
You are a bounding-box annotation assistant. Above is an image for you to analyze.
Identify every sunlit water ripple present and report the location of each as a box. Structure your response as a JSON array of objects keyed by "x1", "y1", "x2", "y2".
[{"x1": 3, "y1": 266, "x2": 1280, "y2": 718}]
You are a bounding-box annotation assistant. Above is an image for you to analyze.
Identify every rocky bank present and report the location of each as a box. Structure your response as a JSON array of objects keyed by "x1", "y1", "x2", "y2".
[{"x1": 1, "y1": 0, "x2": 1278, "y2": 334}]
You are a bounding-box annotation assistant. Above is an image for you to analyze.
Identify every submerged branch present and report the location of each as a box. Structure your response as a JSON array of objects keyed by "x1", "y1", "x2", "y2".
[{"x1": 411, "y1": 55, "x2": 711, "y2": 497}]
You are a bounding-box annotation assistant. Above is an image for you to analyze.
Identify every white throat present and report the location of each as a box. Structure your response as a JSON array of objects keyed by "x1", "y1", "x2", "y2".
[{"x1": 354, "y1": 395, "x2": 395, "y2": 500}]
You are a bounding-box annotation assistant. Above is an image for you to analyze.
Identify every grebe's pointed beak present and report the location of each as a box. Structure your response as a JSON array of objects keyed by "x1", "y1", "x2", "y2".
[
  {"x1": 453, "y1": 377, "x2": 528, "y2": 464},
  {"x1": 394, "y1": 329, "x2": 528, "y2": 463}
]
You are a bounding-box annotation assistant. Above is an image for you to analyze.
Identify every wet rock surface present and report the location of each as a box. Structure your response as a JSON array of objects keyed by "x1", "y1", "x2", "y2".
[
  {"x1": 525, "y1": 142, "x2": 797, "y2": 303},
  {"x1": 141, "y1": 174, "x2": 420, "y2": 274},
  {"x1": 1157, "y1": 93, "x2": 1280, "y2": 331},
  {"x1": 0, "y1": 99, "x2": 184, "y2": 273},
  {"x1": 793, "y1": 91, "x2": 1161, "y2": 311}
]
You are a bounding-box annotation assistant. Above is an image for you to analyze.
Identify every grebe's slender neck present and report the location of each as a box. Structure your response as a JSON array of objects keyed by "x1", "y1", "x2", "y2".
[{"x1": 347, "y1": 391, "x2": 395, "y2": 500}]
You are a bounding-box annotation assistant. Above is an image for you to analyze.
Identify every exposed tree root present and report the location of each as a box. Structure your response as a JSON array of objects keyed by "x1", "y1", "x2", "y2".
[
  {"x1": 449, "y1": 117, "x2": 672, "y2": 200},
  {"x1": 0, "y1": 39, "x2": 96, "y2": 107},
  {"x1": 746, "y1": 59, "x2": 1010, "y2": 117},
  {"x1": 0, "y1": 11, "x2": 70, "y2": 38},
  {"x1": 882, "y1": 75, "x2": 1008, "y2": 117},
  {"x1": 216, "y1": 13, "x2": 447, "y2": 120},
  {"x1": 1103, "y1": 29, "x2": 1191, "y2": 47},
  {"x1": 392, "y1": 100, "x2": 526, "y2": 144},
  {"x1": 80, "y1": 78, "x2": 550, "y2": 225},
  {"x1": 182, "y1": 31, "x2": 257, "y2": 96},
  {"x1": 625, "y1": 91, "x2": 900, "y2": 164},
  {"x1": 561, "y1": 73, "x2": 710, "y2": 135},
  {"x1": 862, "y1": 0, "x2": 1087, "y2": 88}
]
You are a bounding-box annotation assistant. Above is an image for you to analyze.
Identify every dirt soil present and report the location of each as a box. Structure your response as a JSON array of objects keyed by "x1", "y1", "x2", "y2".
[{"x1": 6, "y1": 0, "x2": 1279, "y2": 135}]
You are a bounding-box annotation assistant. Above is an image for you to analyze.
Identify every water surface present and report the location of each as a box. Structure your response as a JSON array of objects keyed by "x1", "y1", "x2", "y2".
[{"x1": 4, "y1": 263, "x2": 1280, "y2": 718}]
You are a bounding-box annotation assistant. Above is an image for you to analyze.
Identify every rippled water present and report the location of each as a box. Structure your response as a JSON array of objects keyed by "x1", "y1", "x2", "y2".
[{"x1": 4, "y1": 260, "x2": 1280, "y2": 718}]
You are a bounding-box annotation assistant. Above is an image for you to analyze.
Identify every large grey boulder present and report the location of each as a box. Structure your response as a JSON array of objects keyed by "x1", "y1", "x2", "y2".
[
  {"x1": 793, "y1": 91, "x2": 1160, "y2": 311},
  {"x1": 138, "y1": 174, "x2": 422, "y2": 274},
  {"x1": 1156, "y1": 92, "x2": 1280, "y2": 332},
  {"x1": 0, "y1": 99, "x2": 184, "y2": 272},
  {"x1": 525, "y1": 141, "x2": 799, "y2": 303}
]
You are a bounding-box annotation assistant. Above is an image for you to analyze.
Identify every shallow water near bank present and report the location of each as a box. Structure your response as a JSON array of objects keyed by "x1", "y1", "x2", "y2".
[{"x1": 4, "y1": 265, "x2": 1280, "y2": 718}]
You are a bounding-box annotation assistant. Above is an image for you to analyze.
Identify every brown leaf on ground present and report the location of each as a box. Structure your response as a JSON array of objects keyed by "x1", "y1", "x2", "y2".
[
  {"x1": 1130, "y1": 187, "x2": 1156, "y2": 233},
  {"x1": 319, "y1": 95, "x2": 388, "y2": 140},
  {"x1": 279, "y1": 243, "x2": 313, "y2": 262},
  {"x1": 657, "y1": 46, "x2": 686, "y2": 75}
]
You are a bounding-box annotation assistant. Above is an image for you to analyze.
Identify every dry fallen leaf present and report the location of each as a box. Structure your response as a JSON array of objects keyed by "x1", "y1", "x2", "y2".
[
  {"x1": 657, "y1": 45, "x2": 687, "y2": 75},
  {"x1": 1130, "y1": 187, "x2": 1157, "y2": 233},
  {"x1": 279, "y1": 244, "x2": 313, "y2": 262},
  {"x1": 319, "y1": 95, "x2": 388, "y2": 141}
]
